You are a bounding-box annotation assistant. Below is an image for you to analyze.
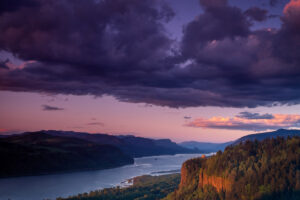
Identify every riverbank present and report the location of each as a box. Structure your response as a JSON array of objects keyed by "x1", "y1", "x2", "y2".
[
  {"x1": 0, "y1": 153, "x2": 207, "y2": 200},
  {"x1": 57, "y1": 173, "x2": 181, "y2": 200}
]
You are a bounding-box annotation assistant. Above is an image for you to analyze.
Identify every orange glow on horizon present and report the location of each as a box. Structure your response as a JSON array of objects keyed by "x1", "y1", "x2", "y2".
[{"x1": 187, "y1": 114, "x2": 300, "y2": 131}]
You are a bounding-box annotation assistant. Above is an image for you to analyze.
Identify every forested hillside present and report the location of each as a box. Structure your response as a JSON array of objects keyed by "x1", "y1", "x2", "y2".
[
  {"x1": 0, "y1": 132, "x2": 133, "y2": 178},
  {"x1": 164, "y1": 137, "x2": 300, "y2": 200}
]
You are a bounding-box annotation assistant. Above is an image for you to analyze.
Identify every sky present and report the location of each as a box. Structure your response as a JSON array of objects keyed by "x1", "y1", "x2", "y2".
[{"x1": 0, "y1": 0, "x2": 300, "y2": 142}]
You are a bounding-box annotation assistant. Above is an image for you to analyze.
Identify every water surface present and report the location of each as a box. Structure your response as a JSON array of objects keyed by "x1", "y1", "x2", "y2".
[{"x1": 0, "y1": 153, "x2": 212, "y2": 200}]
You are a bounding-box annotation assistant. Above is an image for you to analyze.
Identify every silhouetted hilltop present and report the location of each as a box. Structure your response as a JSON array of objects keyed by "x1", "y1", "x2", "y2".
[
  {"x1": 0, "y1": 131, "x2": 133, "y2": 178},
  {"x1": 43, "y1": 130, "x2": 200, "y2": 157}
]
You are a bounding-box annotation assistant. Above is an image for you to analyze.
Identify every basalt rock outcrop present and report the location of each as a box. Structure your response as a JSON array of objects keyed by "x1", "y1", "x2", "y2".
[
  {"x1": 179, "y1": 158, "x2": 231, "y2": 193},
  {"x1": 179, "y1": 158, "x2": 203, "y2": 188},
  {"x1": 198, "y1": 169, "x2": 231, "y2": 192}
]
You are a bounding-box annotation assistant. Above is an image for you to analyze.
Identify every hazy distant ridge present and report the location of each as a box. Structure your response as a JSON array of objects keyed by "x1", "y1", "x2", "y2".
[
  {"x1": 179, "y1": 129, "x2": 300, "y2": 152},
  {"x1": 233, "y1": 129, "x2": 300, "y2": 145}
]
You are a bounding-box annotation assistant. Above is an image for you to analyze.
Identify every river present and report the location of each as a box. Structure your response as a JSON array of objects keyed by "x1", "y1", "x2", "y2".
[{"x1": 0, "y1": 153, "x2": 213, "y2": 200}]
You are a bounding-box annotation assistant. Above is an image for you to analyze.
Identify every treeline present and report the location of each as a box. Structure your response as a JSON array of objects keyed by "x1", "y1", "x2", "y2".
[
  {"x1": 57, "y1": 174, "x2": 180, "y2": 200},
  {"x1": 164, "y1": 136, "x2": 300, "y2": 200}
]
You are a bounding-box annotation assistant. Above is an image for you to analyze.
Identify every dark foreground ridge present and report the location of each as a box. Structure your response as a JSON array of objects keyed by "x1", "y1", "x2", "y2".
[
  {"x1": 164, "y1": 136, "x2": 300, "y2": 200},
  {"x1": 0, "y1": 130, "x2": 200, "y2": 178},
  {"x1": 0, "y1": 131, "x2": 133, "y2": 178}
]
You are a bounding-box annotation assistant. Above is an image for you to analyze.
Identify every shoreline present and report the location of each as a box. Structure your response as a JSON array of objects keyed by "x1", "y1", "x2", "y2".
[
  {"x1": 0, "y1": 153, "x2": 214, "y2": 180},
  {"x1": 0, "y1": 153, "x2": 208, "y2": 200},
  {"x1": 58, "y1": 173, "x2": 182, "y2": 200}
]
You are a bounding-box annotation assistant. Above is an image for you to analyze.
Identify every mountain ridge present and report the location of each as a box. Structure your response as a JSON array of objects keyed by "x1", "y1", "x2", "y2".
[
  {"x1": 40, "y1": 130, "x2": 201, "y2": 157},
  {"x1": 233, "y1": 129, "x2": 300, "y2": 145},
  {"x1": 179, "y1": 141, "x2": 233, "y2": 153},
  {"x1": 0, "y1": 131, "x2": 134, "y2": 178},
  {"x1": 180, "y1": 129, "x2": 300, "y2": 152}
]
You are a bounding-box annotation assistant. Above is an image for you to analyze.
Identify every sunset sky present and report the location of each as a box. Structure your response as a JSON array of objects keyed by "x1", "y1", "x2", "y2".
[{"x1": 1, "y1": 0, "x2": 300, "y2": 142}]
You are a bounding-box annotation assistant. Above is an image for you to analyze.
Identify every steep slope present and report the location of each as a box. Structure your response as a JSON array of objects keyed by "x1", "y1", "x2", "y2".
[
  {"x1": 164, "y1": 136, "x2": 300, "y2": 200},
  {"x1": 43, "y1": 130, "x2": 199, "y2": 157},
  {"x1": 0, "y1": 132, "x2": 134, "y2": 178}
]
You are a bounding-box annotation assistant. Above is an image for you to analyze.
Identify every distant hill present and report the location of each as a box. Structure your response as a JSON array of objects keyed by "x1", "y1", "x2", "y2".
[
  {"x1": 233, "y1": 129, "x2": 300, "y2": 145},
  {"x1": 180, "y1": 129, "x2": 300, "y2": 153},
  {"x1": 43, "y1": 130, "x2": 200, "y2": 157},
  {"x1": 0, "y1": 132, "x2": 133, "y2": 178},
  {"x1": 179, "y1": 141, "x2": 233, "y2": 153}
]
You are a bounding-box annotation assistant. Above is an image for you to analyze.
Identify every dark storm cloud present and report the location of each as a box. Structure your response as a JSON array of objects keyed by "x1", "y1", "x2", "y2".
[
  {"x1": 269, "y1": 0, "x2": 290, "y2": 6},
  {"x1": 273, "y1": 0, "x2": 300, "y2": 63},
  {"x1": 237, "y1": 112, "x2": 274, "y2": 119},
  {"x1": 182, "y1": 0, "x2": 249, "y2": 57},
  {"x1": 0, "y1": 59, "x2": 9, "y2": 69},
  {"x1": 0, "y1": 0, "x2": 300, "y2": 108},
  {"x1": 244, "y1": 7, "x2": 268, "y2": 22},
  {"x1": 270, "y1": 0, "x2": 279, "y2": 6},
  {"x1": 0, "y1": 0, "x2": 174, "y2": 70},
  {"x1": 0, "y1": 0, "x2": 38, "y2": 15},
  {"x1": 199, "y1": 0, "x2": 228, "y2": 8},
  {"x1": 42, "y1": 105, "x2": 65, "y2": 111}
]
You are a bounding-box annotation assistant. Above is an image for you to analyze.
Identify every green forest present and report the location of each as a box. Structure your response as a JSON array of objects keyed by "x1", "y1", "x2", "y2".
[{"x1": 165, "y1": 136, "x2": 300, "y2": 200}]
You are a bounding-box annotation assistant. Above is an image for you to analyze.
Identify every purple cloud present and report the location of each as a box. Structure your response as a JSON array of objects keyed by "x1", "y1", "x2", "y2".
[{"x1": 0, "y1": 0, "x2": 299, "y2": 108}]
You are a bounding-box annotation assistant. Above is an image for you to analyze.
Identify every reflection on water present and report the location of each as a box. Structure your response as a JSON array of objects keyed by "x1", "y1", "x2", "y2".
[{"x1": 0, "y1": 153, "x2": 213, "y2": 200}]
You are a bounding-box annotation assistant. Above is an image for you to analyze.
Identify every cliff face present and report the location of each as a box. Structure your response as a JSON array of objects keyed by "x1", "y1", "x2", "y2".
[
  {"x1": 179, "y1": 159, "x2": 231, "y2": 193},
  {"x1": 180, "y1": 162, "x2": 189, "y2": 187},
  {"x1": 179, "y1": 159, "x2": 203, "y2": 188},
  {"x1": 198, "y1": 170, "x2": 231, "y2": 192}
]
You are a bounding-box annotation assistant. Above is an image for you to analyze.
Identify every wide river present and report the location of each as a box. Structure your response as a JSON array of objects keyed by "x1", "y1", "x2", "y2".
[{"x1": 0, "y1": 153, "x2": 213, "y2": 200}]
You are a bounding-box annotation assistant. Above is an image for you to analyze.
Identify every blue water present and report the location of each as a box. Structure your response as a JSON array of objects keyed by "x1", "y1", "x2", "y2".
[{"x1": 0, "y1": 153, "x2": 213, "y2": 200}]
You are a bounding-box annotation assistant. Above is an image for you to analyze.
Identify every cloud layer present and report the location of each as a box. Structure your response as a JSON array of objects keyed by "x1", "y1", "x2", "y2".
[
  {"x1": 0, "y1": 0, "x2": 300, "y2": 108},
  {"x1": 187, "y1": 112, "x2": 300, "y2": 131},
  {"x1": 42, "y1": 105, "x2": 64, "y2": 111}
]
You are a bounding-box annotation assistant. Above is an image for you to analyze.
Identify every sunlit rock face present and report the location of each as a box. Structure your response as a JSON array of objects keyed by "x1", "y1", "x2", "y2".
[
  {"x1": 179, "y1": 157, "x2": 232, "y2": 193},
  {"x1": 198, "y1": 169, "x2": 232, "y2": 192}
]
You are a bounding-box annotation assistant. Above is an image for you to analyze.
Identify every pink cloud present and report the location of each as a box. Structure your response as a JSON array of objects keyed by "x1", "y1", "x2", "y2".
[
  {"x1": 0, "y1": 128, "x2": 8, "y2": 132},
  {"x1": 186, "y1": 113, "x2": 300, "y2": 131},
  {"x1": 284, "y1": 0, "x2": 300, "y2": 15},
  {"x1": 6, "y1": 60, "x2": 36, "y2": 70}
]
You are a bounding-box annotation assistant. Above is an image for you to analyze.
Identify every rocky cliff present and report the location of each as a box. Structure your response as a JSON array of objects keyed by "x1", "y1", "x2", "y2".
[
  {"x1": 179, "y1": 158, "x2": 203, "y2": 188},
  {"x1": 179, "y1": 158, "x2": 231, "y2": 193},
  {"x1": 198, "y1": 169, "x2": 231, "y2": 192}
]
